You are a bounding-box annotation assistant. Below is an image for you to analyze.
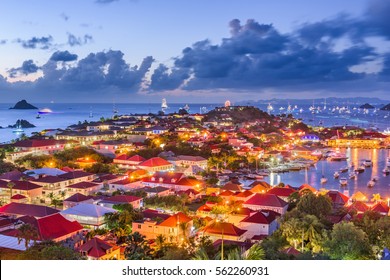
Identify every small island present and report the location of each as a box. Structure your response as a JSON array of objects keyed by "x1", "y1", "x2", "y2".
[
  {"x1": 9, "y1": 99, "x2": 38, "y2": 110},
  {"x1": 8, "y1": 119, "x2": 36, "y2": 128},
  {"x1": 380, "y1": 103, "x2": 390, "y2": 111},
  {"x1": 359, "y1": 103, "x2": 375, "y2": 109}
]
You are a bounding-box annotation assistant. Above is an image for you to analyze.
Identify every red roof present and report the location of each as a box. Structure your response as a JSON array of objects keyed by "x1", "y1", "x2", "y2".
[
  {"x1": 159, "y1": 212, "x2": 192, "y2": 227},
  {"x1": 220, "y1": 190, "x2": 235, "y2": 197},
  {"x1": 222, "y1": 182, "x2": 242, "y2": 192},
  {"x1": 203, "y1": 222, "x2": 247, "y2": 237},
  {"x1": 267, "y1": 187, "x2": 296, "y2": 197},
  {"x1": 127, "y1": 155, "x2": 146, "y2": 162},
  {"x1": 139, "y1": 157, "x2": 173, "y2": 167},
  {"x1": 235, "y1": 190, "x2": 254, "y2": 198},
  {"x1": 37, "y1": 213, "x2": 83, "y2": 240},
  {"x1": 13, "y1": 139, "x2": 66, "y2": 148},
  {"x1": 240, "y1": 210, "x2": 278, "y2": 224},
  {"x1": 58, "y1": 171, "x2": 94, "y2": 180},
  {"x1": 371, "y1": 202, "x2": 390, "y2": 214},
  {"x1": 11, "y1": 194, "x2": 27, "y2": 200},
  {"x1": 175, "y1": 177, "x2": 203, "y2": 187},
  {"x1": 243, "y1": 193, "x2": 288, "y2": 208},
  {"x1": 197, "y1": 204, "x2": 213, "y2": 212},
  {"x1": 327, "y1": 191, "x2": 349, "y2": 205},
  {"x1": 78, "y1": 237, "x2": 113, "y2": 258},
  {"x1": 142, "y1": 172, "x2": 184, "y2": 184},
  {"x1": 67, "y1": 181, "x2": 99, "y2": 189},
  {"x1": 64, "y1": 193, "x2": 92, "y2": 202},
  {"x1": 103, "y1": 195, "x2": 142, "y2": 203},
  {"x1": 348, "y1": 201, "x2": 369, "y2": 212},
  {"x1": 0, "y1": 180, "x2": 43, "y2": 191},
  {"x1": 0, "y1": 202, "x2": 59, "y2": 218}
]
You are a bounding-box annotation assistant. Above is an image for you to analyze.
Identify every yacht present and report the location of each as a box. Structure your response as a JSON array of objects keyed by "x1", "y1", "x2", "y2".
[
  {"x1": 349, "y1": 172, "x2": 356, "y2": 180},
  {"x1": 334, "y1": 171, "x2": 340, "y2": 179},
  {"x1": 363, "y1": 160, "x2": 372, "y2": 167},
  {"x1": 339, "y1": 166, "x2": 349, "y2": 173},
  {"x1": 161, "y1": 98, "x2": 168, "y2": 110},
  {"x1": 355, "y1": 165, "x2": 365, "y2": 173},
  {"x1": 367, "y1": 179, "x2": 375, "y2": 188},
  {"x1": 320, "y1": 176, "x2": 328, "y2": 184},
  {"x1": 183, "y1": 104, "x2": 190, "y2": 111},
  {"x1": 383, "y1": 167, "x2": 390, "y2": 175},
  {"x1": 339, "y1": 177, "x2": 348, "y2": 186},
  {"x1": 38, "y1": 108, "x2": 53, "y2": 114}
]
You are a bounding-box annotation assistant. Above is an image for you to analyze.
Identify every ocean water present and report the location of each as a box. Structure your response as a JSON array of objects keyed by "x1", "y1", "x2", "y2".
[{"x1": 259, "y1": 148, "x2": 390, "y2": 198}]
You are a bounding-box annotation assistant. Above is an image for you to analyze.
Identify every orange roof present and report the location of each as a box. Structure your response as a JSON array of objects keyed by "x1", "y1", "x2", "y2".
[
  {"x1": 235, "y1": 190, "x2": 254, "y2": 198},
  {"x1": 267, "y1": 187, "x2": 296, "y2": 197},
  {"x1": 203, "y1": 222, "x2": 246, "y2": 237},
  {"x1": 298, "y1": 184, "x2": 316, "y2": 193},
  {"x1": 197, "y1": 204, "x2": 213, "y2": 212},
  {"x1": 139, "y1": 157, "x2": 173, "y2": 167},
  {"x1": 220, "y1": 190, "x2": 235, "y2": 197},
  {"x1": 222, "y1": 182, "x2": 242, "y2": 192},
  {"x1": 159, "y1": 212, "x2": 192, "y2": 227}
]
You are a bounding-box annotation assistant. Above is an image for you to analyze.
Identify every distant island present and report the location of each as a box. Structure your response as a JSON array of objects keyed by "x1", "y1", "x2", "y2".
[
  {"x1": 8, "y1": 119, "x2": 36, "y2": 128},
  {"x1": 9, "y1": 100, "x2": 38, "y2": 110},
  {"x1": 359, "y1": 103, "x2": 375, "y2": 109},
  {"x1": 381, "y1": 103, "x2": 390, "y2": 111}
]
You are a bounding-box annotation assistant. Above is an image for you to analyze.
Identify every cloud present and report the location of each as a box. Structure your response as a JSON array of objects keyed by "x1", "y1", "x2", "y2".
[
  {"x1": 16, "y1": 36, "x2": 53, "y2": 49},
  {"x1": 60, "y1": 13, "x2": 69, "y2": 21},
  {"x1": 0, "y1": 39, "x2": 6, "y2": 45},
  {"x1": 365, "y1": 0, "x2": 390, "y2": 38},
  {"x1": 8, "y1": 60, "x2": 40, "y2": 78},
  {"x1": 67, "y1": 33, "x2": 93, "y2": 46},
  {"x1": 50, "y1": 50, "x2": 78, "y2": 62},
  {"x1": 148, "y1": 17, "x2": 383, "y2": 94},
  {"x1": 95, "y1": 0, "x2": 119, "y2": 4}
]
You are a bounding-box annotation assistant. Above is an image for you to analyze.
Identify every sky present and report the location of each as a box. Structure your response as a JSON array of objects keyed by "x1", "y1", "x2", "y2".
[{"x1": 0, "y1": 0, "x2": 390, "y2": 103}]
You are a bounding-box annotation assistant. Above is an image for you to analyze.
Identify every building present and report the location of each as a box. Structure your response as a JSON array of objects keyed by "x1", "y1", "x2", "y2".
[
  {"x1": 0, "y1": 180, "x2": 43, "y2": 203},
  {"x1": 113, "y1": 154, "x2": 146, "y2": 169},
  {"x1": 60, "y1": 204, "x2": 117, "y2": 228},
  {"x1": 238, "y1": 210, "x2": 279, "y2": 238},
  {"x1": 168, "y1": 155, "x2": 208, "y2": 169},
  {"x1": 97, "y1": 195, "x2": 143, "y2": 209},
  {"x1": 138, "y1": 157, "x2": 174, "y2": 173},
  {"x1": 78, "y1": 237, "x2": 121, "y2": 260},
  {"x1": 243, "y1": 193, "x2": 289, "y2": 215},
  {"x1": 0, "y1": 202, "x2": 59, "y2": 218},
  {"x1": 63, "y1": 193, "x2": 95, "y2": 209},
  {"x1": 327, "y1": 138, "x2": 381, "y2": 148},
  {"x1": 201, "y1": 222, "x2": 247, "y2": 242}
]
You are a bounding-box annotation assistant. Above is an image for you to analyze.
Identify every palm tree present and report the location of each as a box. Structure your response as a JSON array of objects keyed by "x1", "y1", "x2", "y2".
[
  {"x1": 245, "y1": 243, "x2": 265, "y2": 260},
  {"x1": 17, "y1": 224, "x2": 39, "y2": 250},
  {"x1": 371, "y1": 193, "x2": 381, "y2": 203},
  {"x1": 7, "y1": 181, "x2": 15, "y2": 201},
  {"x1": 178, "y1": 221, "x2": 190, "y2": 243},
  {"x1": 155, "y1": 234, "x2": 166, "y2": 251},
  {"x1": 59, "y1": 190, "x2": 67, "y2": 201}
]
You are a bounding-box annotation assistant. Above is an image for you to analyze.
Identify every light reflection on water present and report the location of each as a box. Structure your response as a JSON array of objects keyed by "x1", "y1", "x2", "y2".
[{"x1": 263, "y1": 148, "x2": 390, "y2": 198}]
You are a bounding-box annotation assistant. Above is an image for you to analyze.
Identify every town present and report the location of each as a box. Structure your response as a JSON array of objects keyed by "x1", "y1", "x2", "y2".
[{"x1": 0, "y1": 103, "x2": 389, "y2": 260}]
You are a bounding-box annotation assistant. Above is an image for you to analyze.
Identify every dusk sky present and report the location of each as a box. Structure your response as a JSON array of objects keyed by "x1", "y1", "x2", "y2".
[{"x1": 1, "y1": 0, "x2": 390, "y2": 103}]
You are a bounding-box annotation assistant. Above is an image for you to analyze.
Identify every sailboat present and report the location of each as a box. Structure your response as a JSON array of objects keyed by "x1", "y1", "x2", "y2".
[
  {"x1": 161, "y1": 98, "x2": 168, "y2": 110},
  {"x1": 12, "y1": 120, "x2": 24, "y2": 133},
  {"x1": 183, "y1": 104, "x2": 190, "y2": 111},
  {"x1": 113, "y1": 100, "x2": 119, "y2": 114},
  {"x1": 267, "y1": 103, "x2": 274, "y2": 113},
  {"x1": 89, "y1": 107, "x2": 93, "y2": 118},
  {"x1": 320, "y1": 161, "x2": 328, "y2": 184}
]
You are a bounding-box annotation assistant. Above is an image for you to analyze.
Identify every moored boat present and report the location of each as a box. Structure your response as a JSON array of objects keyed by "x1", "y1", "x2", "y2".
[{"x1": 339, "y1": 177, "x2": 348, "y2": 186}]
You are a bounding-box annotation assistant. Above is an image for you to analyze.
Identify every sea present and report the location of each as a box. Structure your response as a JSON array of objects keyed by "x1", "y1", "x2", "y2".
[{"x1": 0, "y1": 102, "x2": 389, "y2": 197}]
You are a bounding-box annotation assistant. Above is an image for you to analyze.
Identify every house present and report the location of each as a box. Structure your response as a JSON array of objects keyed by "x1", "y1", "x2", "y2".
[
  {"x1": 201, "y1": 222, "x2": 247, "y2": 242},
  {"x1": 266, "y1": 187, "x2": 296, "y2": 202},
  {"x1": 66, "y1": 181, "x2": 101, "y2": 196},
  {"x1": 249, "y1": 181, "x2": 272, "y2": 193},
  {"x1": 60, "y1": 204, "x2": 117, "y2": 228},
  {"x1": 0, "y1": 180, "x2": 43, "y2": 203},
  {"x1": 371, "y1": 202, "x2": 390, "y2": 215},
  {"x1": 141, "y1": 172, "x2": 204, "y2": 191},
  {"x1": 0, "y1": 202, "x2": 59, "y2": 218},
  {"x1": 221, "y1": 181, "x2": 243, "y2": 192},
  {"x1": 233, "y1": 190, "x2": 255, "y2": 202},
  {"x1": 168, "y1": 155, "x2": 208, "y2": 169},
  {"x1": 97, "y1": 195, "x2": 143, "y2": 209},
  {"x1": 132, "y1": 212, "x2": 192, "y2": 240},
  {"x1": 78, "y1": 237, "x2": 121, "y2": 260},
  {"x1": 138, "y1": 157, "x2": 174, "y2": 173},
  {"x1": 63, "y1": 193, "x2": 95, "y2": 209},
  {"x1": 243, "y1": 193, "x2": 289, "y2": 215},
  {"x1": 113, "y1": 154, "x2": 146, "y2": 169},
  {"x1": 327, "y1": 191, "x2": 349, "y2": 208},
  {"x1": 238, "y1": 210, "x2": 279, "y2": 238},
  {"x1": 348, "y1": 201, "x2": 369, "y2": 214},
  {"x1": 7, "y1": 139, "x2": 68, "y2": 161}
]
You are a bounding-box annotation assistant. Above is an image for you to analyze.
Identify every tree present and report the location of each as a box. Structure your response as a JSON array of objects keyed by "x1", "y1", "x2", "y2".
[
  {"x1": 297, "y1": 192, "x2": 332, "y2": 218},
  {"x1": 7, "y1": 181, "x2": 15, "y2": 201},
  {"x1": 279, "y1": 218, "x2": 303, "y2": 249},
  {"x1": 324, "y1": 222, "x2": 373, "y2": 260},
  {"x1": 19, "y1": 241, "x2": 83, "y2": 260},
  {"x1": 16, "y1": 224, "x2": 39, "y2": 250},
  {"x1": 245, "y1": 243, "x2": 265, "y2": 260},
  {"x1": 124, "y1": 232, "x2": 152, "y2": 260}
]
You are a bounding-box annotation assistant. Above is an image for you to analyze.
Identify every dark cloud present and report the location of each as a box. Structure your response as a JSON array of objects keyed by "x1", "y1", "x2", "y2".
[
  {"x1": 67, "y1": 33, "x2": 93, "y2": 46},
  {"x1": 0, "y1": 39, "x2": 6, "y2": 45},
  {"x1": 16, "y1": 36, "x2": 53, "y2": 49},
  {"x1": 8, "y1": 60, "x2": 40, "y2": 78},
  {"x1": 365, "y1": 0, "x2": 390, "y2": 38},
  {"x1": 149, "y1": 17, "x2": 381, "y2": 93},
  {"x1": 149, "y1": 64, "x2": 190, "y2": 91},
  {"x1": 50, "y1": 50, "x2": 78, "y2": 62}
]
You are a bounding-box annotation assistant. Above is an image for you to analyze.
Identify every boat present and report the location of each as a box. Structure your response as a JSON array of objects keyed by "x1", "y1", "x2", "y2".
[
  {"x1": 36, "y1": 114, "x2": 41, "y2": 119},
  {"x1": 327, "y1": 151, "x2": 348, "y2": 161},
  {"x1": 383, "y1": 167, "x2": 390, "y2": 175},
  {"x1": 355, "y1": 165, "x2": 365, "y2": 173},
  {"x1": 334, "y1": 171, "x2": 340, "y2": 179},
  {"x1": 246, "y1": 174, "x2": 264, "y2": 180},
  {"x1": 339, "y1": 166, "x2": 349, "y2": 173},
  {"x1": 339, "y1": 177, "x2": 348, "y2": 186},
  {"x1": 320, "y1": 176, "x2": 328, "y2": 184},
  {"x1": 367, "y1": 180, "x2": 375, "y2": 188},
  {"x1": 371, "y1": 176, "x2": 379, "y2": 182},
  {"x1": 38, "y1": 108, "x2": 53, "y2": 114},
  {"x1": 183, "y1": 104, "x2": 190, "y2": 111},
  {"x1": 12, "y1": 126, "x2": 24, "y2": 133},
  {"x1": 363, "y1": 160, "x2": 372, "y2": 167},
  {"x1": 267, "y1": 103, "x2": 274, "y2": 113},
  {"x1": 349, "y1": 172, "x2": 356, "y2": 180},
  {"x1": 161, "y1": 98, "x2": 168, "y2": 110}
]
